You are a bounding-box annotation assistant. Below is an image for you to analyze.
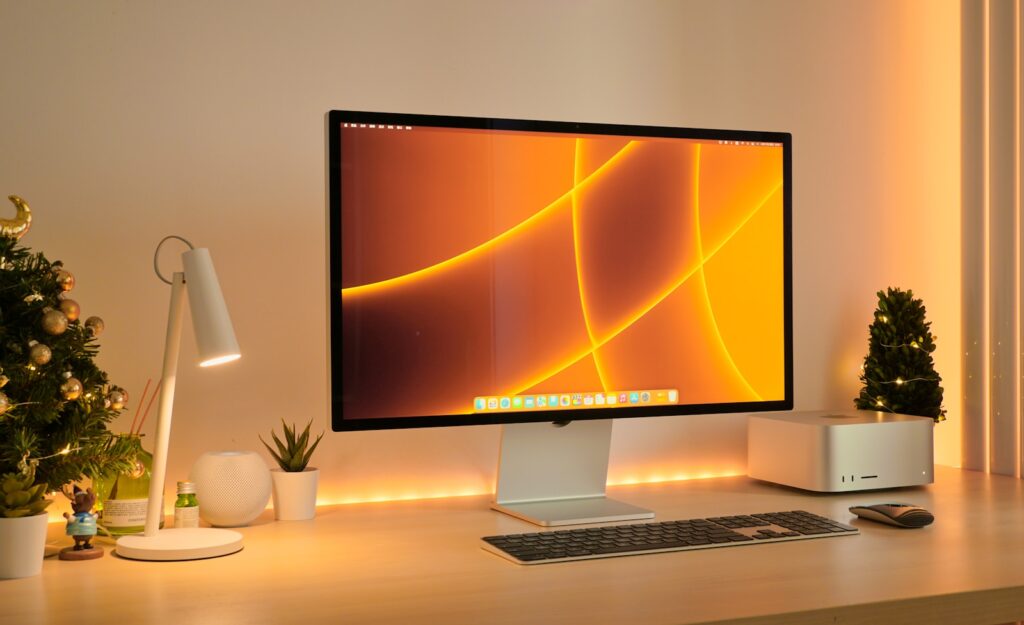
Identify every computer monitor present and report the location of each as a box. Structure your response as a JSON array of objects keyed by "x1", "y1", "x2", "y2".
[{"x1": 330, "y1": 111, "x2": 792, "y2": 525}]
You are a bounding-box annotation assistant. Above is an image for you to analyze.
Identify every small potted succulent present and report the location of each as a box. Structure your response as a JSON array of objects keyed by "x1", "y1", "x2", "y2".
[
  {"x1": 260, "y1": 419, "x2": 324, "y2": 521},
  {"x1": 0, "y1": 463, "x2": 52, "y2": 578}
]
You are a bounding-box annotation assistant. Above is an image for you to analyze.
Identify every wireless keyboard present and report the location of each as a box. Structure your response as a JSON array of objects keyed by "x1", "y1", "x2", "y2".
[{"x1": 482, "y1": 510, "x2": 857, "y2": 564}]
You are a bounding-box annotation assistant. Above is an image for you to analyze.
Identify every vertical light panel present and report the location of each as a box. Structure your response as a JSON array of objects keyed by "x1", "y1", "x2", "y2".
[
  {"x1": 1018, "y1": 0, "x2": 1024, "y2": 477},
  {"x1": 964, "y1": 0, "x2": 1024, "y2": 476},
  {"x1": 962, "y1": 0, "x2": 988, "y2": 472},
  {"x1": 990, "y1": 0, "x2": 1019, "y2": 477}
]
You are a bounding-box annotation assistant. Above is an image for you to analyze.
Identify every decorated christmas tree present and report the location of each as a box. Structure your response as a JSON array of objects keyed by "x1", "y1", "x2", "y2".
[
  {"x1": 854, "y1": 287, "x2": 946, "y2": 422},
  {"x1": 0, "y1": 195, "x2": 138, "y2": 503}
]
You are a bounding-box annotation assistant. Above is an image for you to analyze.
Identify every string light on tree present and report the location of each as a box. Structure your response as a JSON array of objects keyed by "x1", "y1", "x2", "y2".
[
  {"x1": 854, "y1": 287, "x2": 946, "y2": 423},
  {"x1": 43, "y1": 444, "x2": 75, "y2": 459}
]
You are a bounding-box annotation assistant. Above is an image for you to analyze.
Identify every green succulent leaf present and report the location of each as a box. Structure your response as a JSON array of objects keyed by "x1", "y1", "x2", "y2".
[
  {"x1": 27, "y1": 483, "x2": 47, "y2": 500},
  {"x1": 1, "y1": 475, "x2": 20, "y2": 495},
  {"x1": 5, "y1": 491, "x2": 30, "y2": 508},
  {"x1": 0, "y1": 464, "x2": 50, "y2": 516},
  {"x1": 259, "y1": 435, "x2": 286, "y2": 468},
  {"x1": 271, "y1": 430, "x2": 289, "y2": 459},
  {"x1": 25, "y1": 499, "x2": 51, "y2": 515},
  {"x1": 261, "y1": 419, "x2": 324, "y2": 472},
  {"x1": 300, "y1": 432, "x2": 324, "y2": 470},
  {"x1": 283, "y1": 420, "x2": 297, "y2": 451}
]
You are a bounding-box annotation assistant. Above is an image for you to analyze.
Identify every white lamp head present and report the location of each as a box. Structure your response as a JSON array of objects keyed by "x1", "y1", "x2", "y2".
[{"x1": 181, "y1": 248, "x2": 240, "y2": 367}]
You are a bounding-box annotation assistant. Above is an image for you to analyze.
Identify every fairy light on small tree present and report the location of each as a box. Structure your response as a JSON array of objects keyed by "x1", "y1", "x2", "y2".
[{"x1": 854, "y1": 287, "x2": 946, "y2": 423}]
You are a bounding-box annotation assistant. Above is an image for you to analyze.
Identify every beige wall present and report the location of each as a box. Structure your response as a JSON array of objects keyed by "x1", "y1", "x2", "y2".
[{"x1": 0, "y1": 0, "x2": 961, "y2": 510}]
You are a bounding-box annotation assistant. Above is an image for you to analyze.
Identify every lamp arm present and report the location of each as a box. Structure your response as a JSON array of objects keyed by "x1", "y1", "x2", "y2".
[{"x1": 144, "y1": 271, "x2": 186, "y2": 537}]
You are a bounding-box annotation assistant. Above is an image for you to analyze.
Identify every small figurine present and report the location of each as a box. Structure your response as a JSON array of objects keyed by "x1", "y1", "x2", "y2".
[{"x1": 59, "y1": 485, "x2": 103, "y2": 560}]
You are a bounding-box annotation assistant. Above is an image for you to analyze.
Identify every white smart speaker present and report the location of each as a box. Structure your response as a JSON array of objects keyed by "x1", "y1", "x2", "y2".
[{"x1": 190, "y1": 451, "x2": 272, "y2": 527}]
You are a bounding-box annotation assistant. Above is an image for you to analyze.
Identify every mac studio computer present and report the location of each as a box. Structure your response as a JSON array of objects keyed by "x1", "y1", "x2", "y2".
[{"x1": 329, "y1": 110, "x2": 793, "y2": 529}]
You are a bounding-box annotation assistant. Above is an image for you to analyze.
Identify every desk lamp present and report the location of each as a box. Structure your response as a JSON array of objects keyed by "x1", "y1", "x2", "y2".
[{"x1": 116, "y1": 236, "x2": 242, "y2": 561}]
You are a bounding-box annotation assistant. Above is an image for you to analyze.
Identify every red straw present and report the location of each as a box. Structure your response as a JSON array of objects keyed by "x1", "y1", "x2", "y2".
[
  {"x1": 129, "y1": 379, "x2": 152, "y2": 436},
  {"x1": 136, "y1": 380, "x2": 162, "y2": 436}
]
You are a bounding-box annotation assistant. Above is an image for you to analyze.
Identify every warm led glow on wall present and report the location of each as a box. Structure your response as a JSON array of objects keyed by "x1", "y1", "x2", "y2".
[
  {"x1": 317, "y1": 470, "x2": 745, "y2": 507},
  {"x1": 321, "y1": 490, "x2": 486, "y2": 506},
  {"x1": 607, "y1": 470, "x2": 744, "y2": 487}
]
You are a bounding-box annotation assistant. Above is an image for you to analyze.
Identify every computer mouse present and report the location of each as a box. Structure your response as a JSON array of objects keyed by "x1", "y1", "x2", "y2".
[{"x1": 848, "y1": 503, "x2": 934, "y2": 528}]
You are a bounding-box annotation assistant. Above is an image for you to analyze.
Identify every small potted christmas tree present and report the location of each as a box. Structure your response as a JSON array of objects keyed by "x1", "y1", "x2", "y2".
[
  {"x1": 0, "y1": 196, "x2": 138, "y2": 578},
  {"x1": 854, "y1": 287, "x2": 946, "y2": 422}
]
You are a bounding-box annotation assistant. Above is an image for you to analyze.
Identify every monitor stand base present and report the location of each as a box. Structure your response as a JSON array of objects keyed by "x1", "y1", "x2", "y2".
[
  {"x1": 491, "y1": 497, "x2": 653, "y2": 527},
  {"x1": 492, "y1": 420, "x2": 654, "y2": 527}
]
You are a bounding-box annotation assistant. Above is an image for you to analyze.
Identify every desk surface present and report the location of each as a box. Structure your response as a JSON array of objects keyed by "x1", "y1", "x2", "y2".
[{"x1": 5, "y1": 465, "x2": 1024, "y2": 625}]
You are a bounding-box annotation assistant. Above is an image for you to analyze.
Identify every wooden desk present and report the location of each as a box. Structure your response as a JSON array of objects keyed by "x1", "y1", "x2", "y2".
[{"x1": 6, "y1": 465, "x2": 1024, "y2": 625}]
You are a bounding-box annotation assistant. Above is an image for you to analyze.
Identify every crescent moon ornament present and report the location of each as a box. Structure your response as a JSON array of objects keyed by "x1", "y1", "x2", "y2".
[{"x1": 1, "y1": 195, "x2": 32, "y2": 240}]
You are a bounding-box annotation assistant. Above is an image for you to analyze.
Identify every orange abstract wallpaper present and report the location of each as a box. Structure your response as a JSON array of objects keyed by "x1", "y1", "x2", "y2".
[{"x1": 340, "y1": 125, "x2": 785, "y2": 420}]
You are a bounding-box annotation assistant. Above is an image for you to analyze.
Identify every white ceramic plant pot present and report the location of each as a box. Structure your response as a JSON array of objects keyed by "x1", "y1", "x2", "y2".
[
  {"x1": 190, "y1": 451, "x2": 272, "y2": 527},
  {"x1": 271, "y1": 468, "x2": 319, "y2": 521},
  {"x1": 0, "y1": 513, "x2": 49, "y2": 579}
]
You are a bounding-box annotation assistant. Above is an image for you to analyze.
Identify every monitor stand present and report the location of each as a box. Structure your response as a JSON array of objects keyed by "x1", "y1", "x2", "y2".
[{"x1": 491, "y1": 419, "x2": 654, "y2": 527}]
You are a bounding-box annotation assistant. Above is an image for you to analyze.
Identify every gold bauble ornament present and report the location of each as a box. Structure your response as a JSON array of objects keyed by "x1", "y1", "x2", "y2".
[
  {"x1": 41, "y1": 309, "x2": 69, "y2": 335},
  {"x1": 84, "y1": 316, "x2": 104, "y2": 337},
  {"x1": 0, "y1": 391, "x2": 9, "y2": 415},
  {"x1": 61, "y1": 377, "x2": 83, "y2": 401},
  {"x1": 108, "y1": 390, "x2": 125, "y2": 411},
  {"x1": 58, "y1": 299, "x2": 80, "y2": 322},
  {"x1": 1, "y1": 195, "x2": 32, "y2": 240},
  {"x1": 0, "y1": 375, "x2": 7, "y2": 389},
  {"x1": 28, "y1": 342, "x2": 52, "y2": 366},
  {"x1": 55, "y1": 269, "x2": 75, "y2": 292}
]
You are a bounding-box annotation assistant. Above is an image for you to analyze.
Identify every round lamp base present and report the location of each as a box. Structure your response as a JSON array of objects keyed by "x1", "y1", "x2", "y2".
[{"x1": 116, "y1": 528, "x2": 243, "y2": 561}]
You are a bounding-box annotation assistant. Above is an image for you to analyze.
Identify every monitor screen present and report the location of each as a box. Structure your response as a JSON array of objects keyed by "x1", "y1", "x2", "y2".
[{"x1": 330, "y1": 111, "x2": 792, "y2": 431}]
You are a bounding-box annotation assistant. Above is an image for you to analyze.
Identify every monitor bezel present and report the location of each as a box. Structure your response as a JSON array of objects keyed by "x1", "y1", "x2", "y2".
[{"x1": 328, "y1": 110, "x2": 793, "y2": 432}]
